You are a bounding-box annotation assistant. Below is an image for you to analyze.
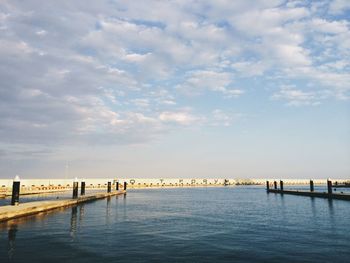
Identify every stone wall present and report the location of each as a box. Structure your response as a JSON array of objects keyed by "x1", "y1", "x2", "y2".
[{"x1": 1, "y1": 178, "x2": 348, "y2": 191}]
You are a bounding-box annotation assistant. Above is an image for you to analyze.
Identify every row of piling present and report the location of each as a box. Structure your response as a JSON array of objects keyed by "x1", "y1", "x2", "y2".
[
  {"x1": 9, "y1": 176, "x2": 127, "y2": 206},
  {"x1": 266, "y1": 179, "x2": 350, "y2": 201},
  {"x1": 266, "y1": 179, "x2": 332, "y2": 193}
]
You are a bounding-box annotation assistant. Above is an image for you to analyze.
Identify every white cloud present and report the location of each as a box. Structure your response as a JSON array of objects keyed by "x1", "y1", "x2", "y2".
[
  {"x1": 231, "y1": 61, "x2": 267, "y2": 76},
  {"x1": 159, "y1": 111, "x2": 199, "y2": 125},
  {"x1": 0, "y1": 0, "x2": 349, "y2": 150},
  {"x1": 124, "y1": 52, "x2": 151, "y2": 63},
  {"x1": 271, "y1": 85, "x2": 326, "y2": 106},
  {"x1": 131, "y1": 98, "x2": 150, "y2": 108},
  {"x1": 36, "y1": 29, "x2": 47, "y2": 36},
  {"x1": 309, "y1": 18, "x2": 349, "y2": 34},
  {"x1": 211, "y1": 109, "x2": 242, "y2": 127},
  {"x1": 177, "y1": 70, "x2": 244, "y2": 97},
  {"x1": 328, "y1": 0, "x2": 350, "y2": 14}
]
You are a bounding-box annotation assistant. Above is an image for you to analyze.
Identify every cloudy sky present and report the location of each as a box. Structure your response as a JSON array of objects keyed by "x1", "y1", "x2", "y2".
[{"x1": 0, "y1": 0, "x2": 349, "y2": 179}]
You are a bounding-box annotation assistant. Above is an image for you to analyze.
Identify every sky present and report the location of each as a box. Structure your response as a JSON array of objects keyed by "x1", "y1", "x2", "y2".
[{"x1": 0, "y1": 0, "x2": 349, "y2": 179}]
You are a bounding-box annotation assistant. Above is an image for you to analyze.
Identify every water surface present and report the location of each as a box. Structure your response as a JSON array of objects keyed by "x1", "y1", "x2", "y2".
[{"x1": 1, "y1": 187, "x2": 350, "y2": 262}]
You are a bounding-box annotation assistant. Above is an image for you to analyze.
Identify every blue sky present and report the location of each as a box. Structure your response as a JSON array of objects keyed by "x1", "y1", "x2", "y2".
[{"x1": 0, "y1": 0, "x2": 349, "y2": 179}]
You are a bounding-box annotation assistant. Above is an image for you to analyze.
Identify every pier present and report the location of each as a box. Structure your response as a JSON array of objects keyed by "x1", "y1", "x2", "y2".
[
  {"x1": 266, "y1": 180, "x2": 350, "y2": 201},
  {"x1": 0, "y1": 190, "x2": 126, "y2": 222},
  {"x1": 0, "y1": 176, "x2": 127, "y2": 222}
]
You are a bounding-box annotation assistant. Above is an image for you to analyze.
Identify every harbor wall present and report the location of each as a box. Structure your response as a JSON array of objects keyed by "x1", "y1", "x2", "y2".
[{"x1": 0, "y1": 178, "x2": 348, "y2": 190}]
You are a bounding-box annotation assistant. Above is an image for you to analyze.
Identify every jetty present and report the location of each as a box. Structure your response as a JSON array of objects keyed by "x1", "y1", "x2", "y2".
[
  {"x1": 0, "y1": 177, "x2": 128, "y2": 222},
  {"x1": 267, "y1": 180, "x2": 350, "y2": 201},
  {"x1": 0, "y1": 190, "x2": 126, "y2": 222}
]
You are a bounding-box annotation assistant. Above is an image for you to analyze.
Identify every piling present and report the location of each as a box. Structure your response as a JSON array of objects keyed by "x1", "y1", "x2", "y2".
[
  {"x1": 266, "y1": 181, "x2": 269, "y2": 191},
  {"x1": 274, "y1": 181, "x2": 277, "y2": 190},
  {"x1": 72, "y1": 178, "x2": 79, "y2": 199},
  {"x1": 11, "y1": 176, "x2": 20, "y2": 206},
  {"x1": 116, "y1": 182, "x2": 119, "y2": 191},
  {"x1": 310, "y1": 180, "x2": 314, "y2": 192},
  {"x1": 327, "y1": 179, "x2": 332, "y2": 194},
  {"x1": 124, "y1": 182, "x2": 127, "y2": 190},
  {"x1": 107, "y1": 182, "x2": 111, "y2": 193},
  {"x1": 81, "y1": 181, "x2": 86, "y2": 196},
  {"x1": 280, "y1": 180, "x2": 284, "y2": 191}
]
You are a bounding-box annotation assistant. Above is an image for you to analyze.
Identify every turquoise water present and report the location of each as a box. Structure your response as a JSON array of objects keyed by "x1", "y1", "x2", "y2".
[{"x1": 1, "y1": 187, "x2": 350, "y2": 262}]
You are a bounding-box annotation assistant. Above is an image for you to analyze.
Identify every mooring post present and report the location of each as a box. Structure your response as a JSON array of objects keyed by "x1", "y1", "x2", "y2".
[
  {"x1": 11, "y1": 175, "x2": 20, "y2": 206},
  {"x1": 266, "y1": 181, "x2": 270, "y2": 191},
  {"x1": 280, "y1": 180, "x2": 284, "y2": 191},
  {"x1": 274, "y1": 181, "x2": 277, "y2": 190},
  {"x1": 310, "y1": 180, "x2": 314, "y2": 192},
  {"x1": 72, "y1": 177, "x2": 79, "y2": 199},
  {"x1": 116, "y1": 181, "x2": 119, "y2": 191},
  {"x1": 327, "y1": 179, "x2": 332, "y2": 194},
  {"x1": 107, "y1": 181, "x2": 111, "y2": 193},
  {"x1": 81, "y1": 181, "x2": 85, "y2": 196},
  {"x1": 124, "y1": 182, "x2": 127, "y2": 191}
]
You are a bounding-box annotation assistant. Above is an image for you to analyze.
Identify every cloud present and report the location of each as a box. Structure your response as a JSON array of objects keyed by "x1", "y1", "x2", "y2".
[
  {"x1": 328, "y1": 0, "x2": 350, "y2": 15},
  {"x1": 0, "y1": 0, "x2": 349, "y2": 152},
  {"x1": 177, "y1": 70, "x2": 244, "y2": 97},
  {"x1": 159, "y1": 111, "x2": 199, "y2": 125},
  {"x1": 271, "y1": 85, "x2": 328, "y2": 106},
  {"x1": 210, "y1": 109, "x2": 242, "y2": 127}
]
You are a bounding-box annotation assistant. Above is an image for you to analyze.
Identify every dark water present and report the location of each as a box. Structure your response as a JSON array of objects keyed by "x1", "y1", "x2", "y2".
[{"x1": 1, "y1": 187, "x2": 350, "y2": 263}]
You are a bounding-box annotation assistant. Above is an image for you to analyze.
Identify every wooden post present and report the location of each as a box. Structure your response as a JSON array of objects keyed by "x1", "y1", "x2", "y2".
[
  {"x1": 72, "y1": 178, "x2": 78, "y2": 199},
  {"x1": 11, "y1": 175, "x2": 20, "y2": 206},
  {"x1": 310, "y1": 180, "x2": 314, "y2": 192},
  {"x1": 274, "y1": 181, "x2": 277, "y2": 190},
  {"x1": 81, "y1": 181, "x2": 85, "y2": 196},
  {"x1": 116, "y1": 182, "x2": 119, "y2": 191},
  {"x1": 327, "y1": 179, "x2": 332, "y2": 194},
  {"x1": 124, "y1": 182, "x2": 127, "y2": 190},
  {"x1": 266, "y1": 181, "x2": 270, "y2": 191},
  {"x1": 280, "y1": 180, "x2": 284, "y2": 191},
  {"x1": 107, "y1": 182, "x2": 111, "y2": 193}
]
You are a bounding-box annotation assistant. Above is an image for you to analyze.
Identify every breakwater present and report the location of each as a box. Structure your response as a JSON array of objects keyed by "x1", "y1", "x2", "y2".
[{"x1": 1, "y1": 178, "x2": 347, "y2": 194}]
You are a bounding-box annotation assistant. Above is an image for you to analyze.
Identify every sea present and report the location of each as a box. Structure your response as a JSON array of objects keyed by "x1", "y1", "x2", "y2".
[{"x1": 1, "y1": 186, "x2": 350, "y2": 262}]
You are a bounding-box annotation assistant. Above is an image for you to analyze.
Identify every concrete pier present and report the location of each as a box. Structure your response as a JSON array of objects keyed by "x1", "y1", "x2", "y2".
[
  {"x1": 0, "y1": 190, "x2": 126, "y2": 222},
  {"x1": 267, "y1": 189, "x2": 350, "y2": 201}
]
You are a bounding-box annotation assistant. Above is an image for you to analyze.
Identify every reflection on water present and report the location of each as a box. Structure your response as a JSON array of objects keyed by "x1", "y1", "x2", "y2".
[
  {"x1": 70, "y1": 206, "x2": 78, "y2": 239},
  {"x1": 79, "y1": 204, "x2": 85, "y2": 225},
  {"x1": 106, "y1": 197, "x2": 111, "y2": 225},
  {"x1": 1, "y1": 187, "x2": 350, "y2": 263},
  {"x1": 310, "y1": 197, "x2": 316, "y2": 217},
  {"x1": 7, "y1": 224, "x2": 17, "y2": 260}
]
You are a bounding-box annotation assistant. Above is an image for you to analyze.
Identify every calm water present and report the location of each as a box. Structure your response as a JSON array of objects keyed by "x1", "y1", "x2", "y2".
[{"x1": 1, "y1": 187, "x2": 350, "y2": 262}]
